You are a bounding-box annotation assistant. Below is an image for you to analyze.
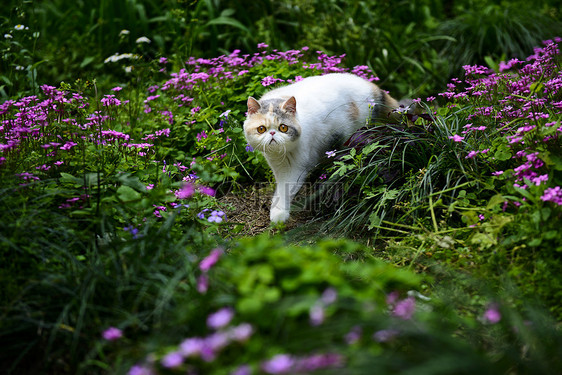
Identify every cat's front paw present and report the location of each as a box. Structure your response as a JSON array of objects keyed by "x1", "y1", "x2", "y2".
[{"x1": 270, "y1": 207, "x2": 290, "y2": 223}]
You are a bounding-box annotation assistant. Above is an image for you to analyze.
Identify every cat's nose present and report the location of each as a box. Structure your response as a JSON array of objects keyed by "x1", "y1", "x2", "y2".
[{"x1": 270, "y1": 131, "x2": 276, "y2": 135}]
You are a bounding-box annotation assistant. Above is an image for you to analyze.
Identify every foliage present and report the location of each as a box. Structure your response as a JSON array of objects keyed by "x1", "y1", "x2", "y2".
[
  {"x1": 318, "y1": 38, "x2": 562, "y2": 317},
  {"x1": 2, "y1": 0, "x2": 561, "y2": 99}
]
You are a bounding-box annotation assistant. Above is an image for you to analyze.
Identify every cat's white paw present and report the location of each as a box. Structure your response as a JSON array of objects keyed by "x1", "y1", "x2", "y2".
[{"x1": 270, "y1": 207, "x2": 290, "y2": 223}]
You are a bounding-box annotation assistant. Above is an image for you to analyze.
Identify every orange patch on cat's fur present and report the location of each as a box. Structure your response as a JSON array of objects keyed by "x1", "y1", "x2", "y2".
[
  {"x1": 244, "y1": 113, "x2": 266, "y2": 133},
  {"x1": 371, "y1": 83, "x2": 399, "y2": 120},
  {"x1": 348, "y1": 101, "x2": 360, "y2": 121}
]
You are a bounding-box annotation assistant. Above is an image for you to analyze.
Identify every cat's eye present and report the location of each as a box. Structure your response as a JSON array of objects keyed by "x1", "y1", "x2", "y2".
[
  {"x1": 279, "y1": 124, "x2": 289, "y2": 133},
  {"x1": 257, "y1": 125, "x2": 267, "y2": 134}
]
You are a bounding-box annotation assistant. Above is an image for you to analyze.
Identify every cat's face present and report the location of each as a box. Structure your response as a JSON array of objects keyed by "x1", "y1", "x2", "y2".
[{"x1": 243, "y1": 96, "x2": 301, "y2": 155}]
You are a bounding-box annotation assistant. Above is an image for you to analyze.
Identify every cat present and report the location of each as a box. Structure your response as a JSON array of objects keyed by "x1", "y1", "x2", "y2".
[{"x1": 243, "y1": 73, "x2": 399, "y2": 223}]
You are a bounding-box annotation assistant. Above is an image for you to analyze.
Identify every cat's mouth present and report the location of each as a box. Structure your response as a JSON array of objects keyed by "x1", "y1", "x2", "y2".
[{"x1": 269, "y1": 138, "x2": 277, "y2": 144}]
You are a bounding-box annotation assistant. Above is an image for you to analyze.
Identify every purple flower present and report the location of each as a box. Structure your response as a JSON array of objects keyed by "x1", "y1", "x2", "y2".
[
  {"x1": 373, "y1": 329, "x2": 399, "y2": 343},
  {"x1": 198, "y1": 208, "x2": 210, "y2": 220},
  {"x1": 245, "y1": 143, "x2": 254, "y2": 152},
  {"x1": 124, "y1": 225, "x2": 139, "y2": 239},
  {"x1": 179, "y1": 337, "x2": 204, "y2": 357},
  {"x1": 261, "y1": 76, "x2": 285, "y2": 87},
  {"x1": 207, "y1": 307, "x2": 234, "y2": 329},
  {"x1": 309, "y1": 304, "x2": 325, "y2": 326},
  {"x1": 262, "y1": 354, "x2": 294, "y2": 374},
  {"x1": 228, "y1": 323, "x2": 253, "y2": 342},
  {"x1": 199, "y1": 248, "x2": 223, "y2": 272},
  {"x1": 325, "y1": 150, "x2": 336, "y2": 158},
  {"x1": 345, "y1": 326, "x2": 362, "y2": 345},
  {"x1": 448, "y1": 134, "x2": 465, "y2": 142},
  {"x1": 161, "y1": 351, "x2": 183, "y2": 368},
  {"x1": 541, "y1": 186, "x2": 562, "y2": 205},
  {"x1": 208, "y1": 210, "x2": 226, "y2": 223},
  {"x1": 386, "y1": 291, "x2": 400, "y2": 305},
  {"x1": 102, "y1": 326, "x2": 123, "y2": 341},
  {"x1": 128, "y1": 365, "x2": 155, "y2": 375},
  {"x1": 196, "y1": 130, "x2": 207, "y2": 141},
  {"x1": 466, "y1": 150, "x2": 479, "y2": 159},
  {"x1": 293, "y1": 353, "x2": 344, "y2": 372},
  {"x1": 392, "y1": 297, "x2": 416, "y2": 320},
  {"x1": 321, "y1": 287, "x2": 337, "y2": 305},
  {"x1": 483, "y1": 304, "x2": 502, "y2": 324},
  {"x1": 205, "y1": 331, "x2": 230, "y2": 351},
  {"x1": 231, "y1": 365, "x2": 252, "y2": 375},
  {"x1": 197, "y1": 274, "x2": 209, "y2": 294},
  {"x1": 199, "y1": 186, "x2": 216, "y2": 196},
  {"x1": 176, "y1": 183, "x2": 195, "y2": 199}
]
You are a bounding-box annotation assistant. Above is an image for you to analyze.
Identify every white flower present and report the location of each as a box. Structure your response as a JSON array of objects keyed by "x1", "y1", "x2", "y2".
[
  {"x1": 124, "y1": 66, "x2": 133, "y2": 73},
  {"x1": 15, "y1": 65, "x2": 25, "y2": 71},
  {"x1": 14, "y1": 24, "x2": 27, "y2": 31},
  {"x1": 135, "y1": 36, "x2": 151, "y2": 44},
  {"x1": 119, "y1": 29, "x2": 130, "y2": 36},
  {"x1": 4, "y1": 34, "x2": 13, "y2": 39},
  {"x1": 104, "y1": 53, "x2": 139, "y2": 63}
]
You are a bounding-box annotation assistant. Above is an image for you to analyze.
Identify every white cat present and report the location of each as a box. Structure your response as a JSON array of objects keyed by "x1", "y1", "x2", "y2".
[{"x1": 243, "y1": 73, "x2": 398, "y2": 223}]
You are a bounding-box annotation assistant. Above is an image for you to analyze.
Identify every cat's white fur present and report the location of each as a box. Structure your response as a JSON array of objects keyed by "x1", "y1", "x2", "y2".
[{"x1": 244, "y1": 73, "x2": 398, "y2": 223}]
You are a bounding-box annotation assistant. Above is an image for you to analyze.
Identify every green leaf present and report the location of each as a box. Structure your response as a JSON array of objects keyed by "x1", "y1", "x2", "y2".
[
  {"x1": 529, "y1": 81, "x2": 544, "y2": 95},
  {"x1": 486, "y1": 194, "x2": 505, "y2": 210},
  {"x1": 60, "y1": 172, "x2": 81, "y2": 184},
  {"x1": 80, "y1": 56, "x2": 95, "y2": 68},
  {"x1": 494, "y1": 144, "x2": 512, "y2": 161},
  {"x1": 117, "y1": 185, "x2": 141, "y2": 202},
  {"x1": 205, "y1": 17, "x2": 250, "y2": 33},
  {"x1": 368, "y1": 213, "x2": 382, "y2": 230}
]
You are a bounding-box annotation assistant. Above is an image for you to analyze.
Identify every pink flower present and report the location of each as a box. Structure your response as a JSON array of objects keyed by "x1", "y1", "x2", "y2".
[
  {"x1": 373, "y1": 329, "x2": 399, "y2": 342},
  {"x1": 448, "y1": 134, "x2": 465, "y2": 142},
  {"x1": 386, "y1": 291, "x2": 400, "y2": 305},
  {"x1": 176, "y1": 183, "x2": 195, "y2": 199},
  {"x1": 102, "y1": 327, "x2": 123, "y2": 341},
  {"x1": 321, "y1": 288, "x2": 337, "y2": 304},
  {"x1": 228, "y1": 323, "x2": 253, "y2": 342},
  {"x1": 262, "y1": 354, "x2": 294, "y2": 374},
  {"x1": 483, "y1": 304, "x2": 501, "y2": 324},
  {"x1": 198, "y1": 185, "x2": 215, "y2": 196},
  {"x1": 197, "y1": 274, "x2": 209, "y2": 293},
  {"x1": 309, "y1": 304, "x2": 325, "y2": 326},
  {"x1": 207, "y1": 307, "x2": 234, "y2": 330},
  {"x1": 199, "y1": 248, "x2": 222, "y2": 272},
  {"x1": 231, "y1": 365, "x2": 252, "y2": 375},
  {"x1": 392, "y1": 297, "x2": 416, "y2": 320},
  {"x1": 180, "y1": 337, "x2": 204, "y2": 357},
  {"x1": 161, "y1": 352, "x2": 183, "y2": 368}
]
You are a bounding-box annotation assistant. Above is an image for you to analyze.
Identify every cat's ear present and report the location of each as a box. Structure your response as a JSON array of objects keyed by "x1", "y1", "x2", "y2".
[
  {"x1": 282, "y1": 96, "x2": 297, "y2": 115},
  {"x1": 247, "y1": 97, "x2": 261, "y2": 115}
]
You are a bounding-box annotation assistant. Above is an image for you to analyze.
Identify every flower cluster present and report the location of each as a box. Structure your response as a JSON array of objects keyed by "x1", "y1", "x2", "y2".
[
  {"x1": 437, "y1": 37, "x2": 562, "y2": 204},
  {"x1": 129, "y1": 307, "x2": 253, "y2": 374},
  {"x1": 260, "y1": 353, "x2": 343, "y2": 374}
]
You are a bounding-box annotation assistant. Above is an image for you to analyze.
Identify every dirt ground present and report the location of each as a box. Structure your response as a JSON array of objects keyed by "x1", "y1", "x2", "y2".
[{"x1": 218, "y1": 183, "x2": 317, "y2": 236}]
